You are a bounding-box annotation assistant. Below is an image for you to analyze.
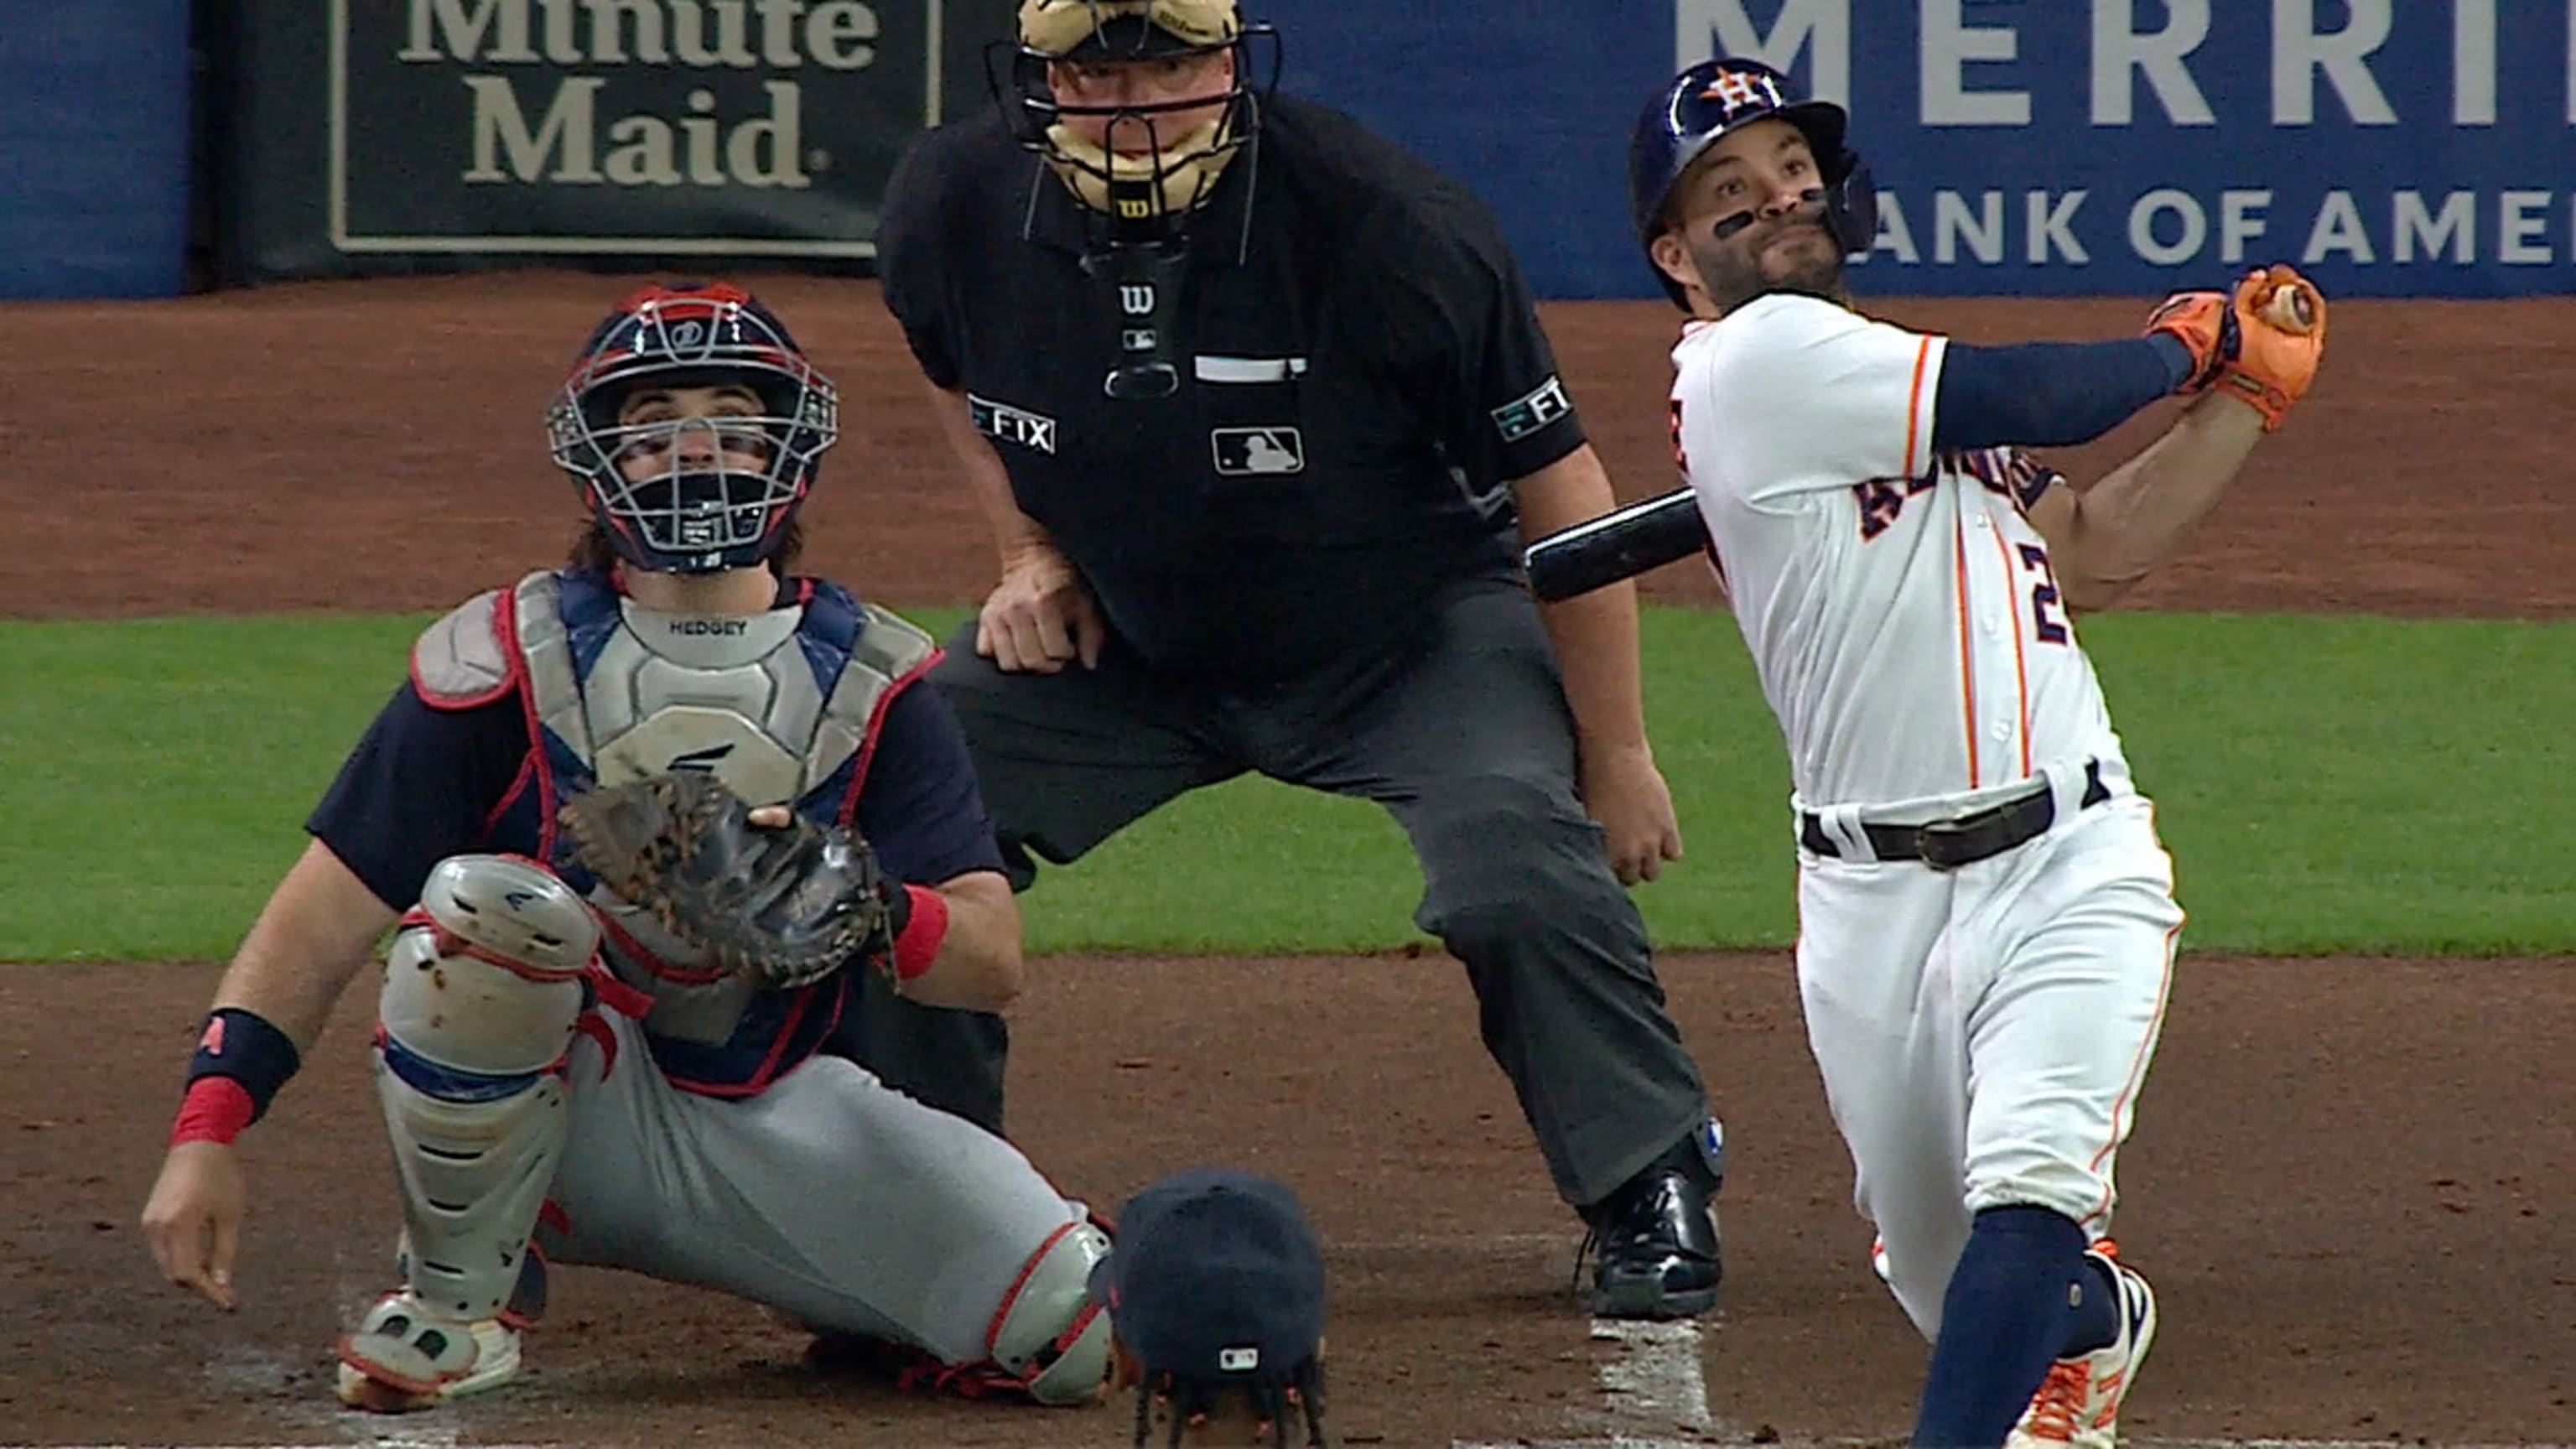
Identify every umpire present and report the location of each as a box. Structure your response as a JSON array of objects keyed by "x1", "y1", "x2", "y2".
[{"x1": 859, "y1": 0, "x2": 1724, "y2": 1320}]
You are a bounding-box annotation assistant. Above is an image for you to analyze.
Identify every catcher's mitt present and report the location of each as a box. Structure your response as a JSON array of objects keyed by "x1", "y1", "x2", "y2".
[{"x1": 558, "y1": 771, "x2": 896, "y2": 990}]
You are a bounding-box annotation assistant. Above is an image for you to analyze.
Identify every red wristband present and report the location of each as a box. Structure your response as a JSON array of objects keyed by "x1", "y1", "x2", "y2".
[
  {"x1": 169, "y1": 1077, "x2": 257, "y2": 1147},
  {"x1": 891, "y1": 884, "x2": 948, "y2": 982}
]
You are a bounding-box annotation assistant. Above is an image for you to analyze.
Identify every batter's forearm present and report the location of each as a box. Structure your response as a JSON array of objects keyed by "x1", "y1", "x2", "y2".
[
  {"x1": 2053, "y1": 392, "x2": 2266, "y2": 611},
  {"x1": 1933, "y1": 335, "x2": 2196, "y2": 452},
  {"x1": 926, "y1": 383, "x2": 1052, "y2": 570}
]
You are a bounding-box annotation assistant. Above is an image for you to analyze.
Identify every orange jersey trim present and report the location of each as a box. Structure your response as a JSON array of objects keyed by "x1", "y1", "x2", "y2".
[
  {"x1": 1902, "y1": 335, "x2": 1934, "y2": 477},
  {"x1": 2087, "y1": 916, "x2": 2185, "y2": 1224},
  {"x1": 1989, "y1": 522, "x2": 2034, "y2": 779},
  {"x1": 1953, "y1": 514, "x2": 1980, "y2": 788}
]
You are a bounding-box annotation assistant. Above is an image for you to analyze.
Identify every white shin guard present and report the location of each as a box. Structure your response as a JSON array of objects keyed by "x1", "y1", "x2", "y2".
[
  {"x1": 373, "y1": 855, "x2": 597, "y2": 1322},
  {"x1": 989, "y1": 1221, "x2": 1116, "y2": 1406}
]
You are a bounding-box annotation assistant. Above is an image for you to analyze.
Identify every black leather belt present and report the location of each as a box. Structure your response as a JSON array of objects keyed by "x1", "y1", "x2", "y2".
[{"x1": 1800, "y1": 761, "x2": 2110, "y2": 870}]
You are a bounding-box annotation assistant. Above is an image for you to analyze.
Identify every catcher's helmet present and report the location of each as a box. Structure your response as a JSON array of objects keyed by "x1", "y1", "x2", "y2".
[
  {"x1": 1628, "y1": 58, "x2": 1878, "y2": 308},
  {"x1": 547, "y1": 282, "x2": 838, "y2": 575},
  {"x1": 1000, "y1": 0, "x2": 1278, "y2": 240},
  {"x1": 1089, "y1": 1167, "x2": 1326, "y2": 1392}
]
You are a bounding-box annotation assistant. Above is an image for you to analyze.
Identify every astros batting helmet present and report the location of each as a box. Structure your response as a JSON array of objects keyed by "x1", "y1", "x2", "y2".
[
  {"x1": 1628, "y1": 57, "x2": 1878, "y2": 308},
  {"x1": 546, "y1": 281, "x2": 838, "y2": 575}
]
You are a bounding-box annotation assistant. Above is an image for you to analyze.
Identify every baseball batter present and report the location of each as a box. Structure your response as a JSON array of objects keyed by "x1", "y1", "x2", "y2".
[
  {"x1": 137, "y1": 283, "x2": 1115, "y2": 1413},
  {"x1": 1624, "y1": 60, "x2": 2326, "y2": 1447}
]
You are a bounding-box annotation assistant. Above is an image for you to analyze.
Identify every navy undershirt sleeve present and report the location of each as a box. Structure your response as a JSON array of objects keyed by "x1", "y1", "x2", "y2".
[
  {"x1": 1930, "y1": 334, "x2": 2195, "y2": 452},
  {"x1": 306, "y1": 683, "x2": 530, "y2": 911},
  {"x1": 852, "y1": 684, "x2": 1008, "y2": 887}
]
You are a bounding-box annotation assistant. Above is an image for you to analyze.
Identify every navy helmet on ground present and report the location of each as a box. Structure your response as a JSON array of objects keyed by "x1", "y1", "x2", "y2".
[{"x1": 1091, "y1": 1166, "x2": 1332, "y2": 1444}]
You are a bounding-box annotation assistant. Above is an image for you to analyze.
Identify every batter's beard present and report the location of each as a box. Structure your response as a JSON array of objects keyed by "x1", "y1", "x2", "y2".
[{"x1": 1693, "y1": 221, "x2": 1847, "y2": 314}]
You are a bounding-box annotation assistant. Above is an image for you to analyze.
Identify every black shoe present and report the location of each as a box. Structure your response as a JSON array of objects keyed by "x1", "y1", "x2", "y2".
[{"x1": 1581, "y1": 1166, "x2": 1722, "y2": 1320}]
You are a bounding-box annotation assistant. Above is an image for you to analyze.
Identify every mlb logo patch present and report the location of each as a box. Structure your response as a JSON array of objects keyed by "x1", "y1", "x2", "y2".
[
  {"x1": 1218, "y1": 1346, "x2": 1261, "y2": 1373},
  {"x1": 1212, "y1": 427, "x2": 1305, "y2": 475}
]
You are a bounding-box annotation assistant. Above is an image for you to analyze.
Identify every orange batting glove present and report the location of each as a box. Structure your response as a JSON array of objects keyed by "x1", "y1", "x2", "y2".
[
  {"x1": 2209, "y1": 264, "x2": 2327, "y2": 431},
  {"x1": 2147, "y1": 265, "x2": 2327, "y2": 431}
]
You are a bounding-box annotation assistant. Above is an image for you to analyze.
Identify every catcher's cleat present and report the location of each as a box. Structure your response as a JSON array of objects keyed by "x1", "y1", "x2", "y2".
[
  {"x1": 802, "y1": 1331, "x2": 1098, "y2": 1405},
  {"x1": 1582, "y1": 1166, "x2": 1722, "y2": 1320},
  {"x1": 335, "y1": 1289, "x2": 522, "y2": 1412},
  {"x1": 2006, "y1": 1243, "x2": 2158, "y2": 1449}
]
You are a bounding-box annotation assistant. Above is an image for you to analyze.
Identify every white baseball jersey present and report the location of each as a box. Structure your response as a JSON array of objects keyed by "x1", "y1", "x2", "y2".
[
  {"x1": 1668, "y1": 294, "x2": 2187, "y2": 1345},
  {"x1": 1670, "y1": 293, "x2": 2132, "y2": 813}
]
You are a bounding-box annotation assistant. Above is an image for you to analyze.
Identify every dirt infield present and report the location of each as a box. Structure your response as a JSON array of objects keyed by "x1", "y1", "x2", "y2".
[
  {"x1": 3, "y1": 275, "x2": 2571, "y2": 1446},
  {"x1": 8, "y1": 956, "x2": 2573, "y2": 1446},
  {"x1": 4, "y1": 273, "x2": 2570, "y2": 621}
]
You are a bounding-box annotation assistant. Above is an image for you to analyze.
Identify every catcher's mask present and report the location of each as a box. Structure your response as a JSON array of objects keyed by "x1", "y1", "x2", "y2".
[
  {"x1": 1001, "y1": 0, "x2": 1278, "y2": 238},
  {"x1": 548, "y1": 281, "x2": 838, "y2": 574},
  {"x1": 1628, "y1": 57, "x2": 1879, "y2": 309}
]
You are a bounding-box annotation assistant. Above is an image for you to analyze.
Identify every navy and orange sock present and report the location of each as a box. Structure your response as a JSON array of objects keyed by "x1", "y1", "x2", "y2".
[{"x1": 1907, "y1": 1206, "x2": 2116, "y2": 1447}]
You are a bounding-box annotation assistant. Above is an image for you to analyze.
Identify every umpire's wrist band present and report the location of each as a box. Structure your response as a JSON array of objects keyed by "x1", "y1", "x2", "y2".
[
  {"x1": 891, "y1": 885, "x2": 949, "y2": 982},
  {"x1": 169, "y1": 1007, "x2": 302, "y2": 1146}
]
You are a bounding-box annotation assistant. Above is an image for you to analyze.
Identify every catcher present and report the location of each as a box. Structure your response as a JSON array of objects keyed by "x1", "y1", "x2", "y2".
[{"x1": 136, "y1": 281, "x2": 1117, "y2": 1412}]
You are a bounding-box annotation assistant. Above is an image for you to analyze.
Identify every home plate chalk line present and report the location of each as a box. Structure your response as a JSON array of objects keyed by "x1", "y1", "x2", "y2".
[
  {"x1": 1446, "y1": 1315, "x2": 2576, "y2": 1449},
  {"x1": 44, "y1": 1321, "x2": 2573, "y2": 1449}
]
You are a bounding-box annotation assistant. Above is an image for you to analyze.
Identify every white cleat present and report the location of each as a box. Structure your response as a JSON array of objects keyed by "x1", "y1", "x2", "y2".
[
  {"x1": 1870, "y1": 1233, "x2": 1892, "y2": 1284},
  {"x1": 2006, "y1": 1244, "x2": 2158, "y2": 1449},
  {"x1": 335, "y1": 1289, "x2": 522, "y2": 1413}
]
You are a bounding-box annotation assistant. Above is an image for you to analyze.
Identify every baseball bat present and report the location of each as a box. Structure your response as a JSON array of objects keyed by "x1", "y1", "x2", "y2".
[{"x1": 1522, "y1": 486, "x2": 1708, "y2": 602}]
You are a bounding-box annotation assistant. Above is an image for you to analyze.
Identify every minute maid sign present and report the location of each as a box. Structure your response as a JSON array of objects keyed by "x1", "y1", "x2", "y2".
[
  {"x1": 330, "y1": 0, "x2": 950, "y2": 257},
  {"x1": 1672, "y1": 0, "x2": 2576, "y2": 296}
]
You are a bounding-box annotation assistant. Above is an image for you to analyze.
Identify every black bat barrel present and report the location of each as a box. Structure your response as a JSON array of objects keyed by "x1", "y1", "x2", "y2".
[{"x1": 1521, "y1": 486, "x2": 1708, "y2": 602}]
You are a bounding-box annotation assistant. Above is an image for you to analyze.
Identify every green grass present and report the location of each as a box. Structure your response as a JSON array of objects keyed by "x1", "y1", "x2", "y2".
[{"x1": 2, "y1": 609, "x2": 2567, "y2": 961}]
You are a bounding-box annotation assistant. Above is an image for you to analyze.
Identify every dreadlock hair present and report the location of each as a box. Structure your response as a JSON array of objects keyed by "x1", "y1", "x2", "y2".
[{"x1": 1132, "y1": 1357, "x2": 1331, "y2": 1448}]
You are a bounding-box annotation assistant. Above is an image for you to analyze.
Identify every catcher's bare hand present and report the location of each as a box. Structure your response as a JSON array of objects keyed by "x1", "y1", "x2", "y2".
[
  {"x1": 979, "y1": 538, "x2": 1104, "y2": 673},
  {"x1": 140, "y1": 1141, "x2": 245, "y2": 1310}
]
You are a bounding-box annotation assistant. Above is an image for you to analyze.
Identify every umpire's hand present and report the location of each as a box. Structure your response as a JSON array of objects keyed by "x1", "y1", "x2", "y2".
[
  {"x1": 979, "y1": 538, "x2": 1105, "y2": 673},
  {"x1": 1582, "y1": 741, "x2": 1686, "y2": 886}
]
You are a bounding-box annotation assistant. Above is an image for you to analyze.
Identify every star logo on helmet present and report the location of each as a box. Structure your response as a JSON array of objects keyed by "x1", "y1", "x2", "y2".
[{"x1": 1701, "y1": 69, "x2": 1782, "y2": 112}]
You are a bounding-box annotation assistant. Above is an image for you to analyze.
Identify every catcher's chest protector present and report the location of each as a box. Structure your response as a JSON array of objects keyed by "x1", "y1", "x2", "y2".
[{"x1": 417, "y1": 569, "x2": 934, "y2": 1057}]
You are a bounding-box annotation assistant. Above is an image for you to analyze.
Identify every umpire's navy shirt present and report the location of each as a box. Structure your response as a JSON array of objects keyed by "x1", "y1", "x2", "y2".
[{"x1": 877, "y1": 96, "x2": 1590, "y2": 683}]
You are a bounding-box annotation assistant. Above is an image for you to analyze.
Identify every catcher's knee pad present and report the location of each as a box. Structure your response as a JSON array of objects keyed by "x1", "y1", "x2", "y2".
[
  {"x1": 382, "y1": 854, "x2": 595, "y2": 1073},
  {"x1": 373, "y1": 854, "x2": 595, "y2": 1322},
  {"x1": 988, "y1": 1220, "x2": 1115, "y2": 1406}
]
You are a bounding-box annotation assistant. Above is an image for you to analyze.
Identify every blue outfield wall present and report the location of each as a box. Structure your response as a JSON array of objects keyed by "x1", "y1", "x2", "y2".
[
  {"x1": 59, "y1": 0, "x2": 2576, "y2": 301},
  {"x1": 1279, "y1": 0, "x2": 2576, "y2": 299},
  {"x1": 0, "y1": 0, "x2": 195, "y2": 299}
]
